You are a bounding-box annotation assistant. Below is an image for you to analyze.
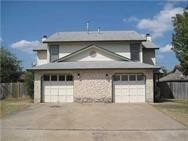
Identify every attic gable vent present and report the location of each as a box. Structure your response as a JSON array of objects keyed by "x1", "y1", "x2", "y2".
[{"x1": 89, "y1": 51, "x2": 97, "y2": 58}]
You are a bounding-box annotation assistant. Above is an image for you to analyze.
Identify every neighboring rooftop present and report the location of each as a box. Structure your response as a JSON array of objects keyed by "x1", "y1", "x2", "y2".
[
  {"x1": 43, "y1": 31, "x2": 146, "y2": 42},
  {"x1": 159, "y1": 69, "x2": 188, "y2": 82},
  {"x1": 29, "y1": 61, "x2": 158, "y2": 70}
]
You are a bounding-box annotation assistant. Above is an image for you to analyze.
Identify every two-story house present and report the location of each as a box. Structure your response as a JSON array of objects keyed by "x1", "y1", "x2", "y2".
[{"x1": 30, "y1": 31, "x2": 159, "y2": 103}]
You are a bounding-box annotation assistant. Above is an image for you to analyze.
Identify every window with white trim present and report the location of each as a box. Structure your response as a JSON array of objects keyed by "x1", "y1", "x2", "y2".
[{"x1": 50, "y1": 45, "x2": 59, "y2": 62}]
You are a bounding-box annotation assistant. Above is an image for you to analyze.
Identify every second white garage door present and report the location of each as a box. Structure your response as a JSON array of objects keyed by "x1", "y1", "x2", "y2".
[
  {"x1": 113, "y1": 74, "x2": 145, "y2": 103},
  {"x1": 43, "y1": 74, "x2": 73, "y2": 103}
]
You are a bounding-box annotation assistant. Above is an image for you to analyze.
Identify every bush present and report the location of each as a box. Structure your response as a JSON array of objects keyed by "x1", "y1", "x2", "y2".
[{"x1": 24, "y1": 71, "x2": 34, "y2": 99}]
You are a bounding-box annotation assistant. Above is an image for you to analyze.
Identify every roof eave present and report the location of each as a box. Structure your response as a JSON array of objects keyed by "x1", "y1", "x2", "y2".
[
  {"x1": 143, "y1": 47, "x2": 159, "y2": 50},
  {"x1": 28, "y1": 67, "x2": 158, "y2": 71},
  {"x1": 33, "y1": 49, "x2": 47, "y2": 51},
  {"x1": 43, "y1": 39, "x2": 146, "y2": 43}
]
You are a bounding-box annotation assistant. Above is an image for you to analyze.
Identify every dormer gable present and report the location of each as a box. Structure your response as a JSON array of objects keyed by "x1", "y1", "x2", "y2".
[{"x1": 56, "y1": 44, "x2": 129, "y2": 62}]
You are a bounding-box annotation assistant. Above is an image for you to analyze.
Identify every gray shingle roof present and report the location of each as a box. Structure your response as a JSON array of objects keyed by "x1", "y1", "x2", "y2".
[
  {"x1": 159, "y1": 69, "x2": 188, "y2": 82},
  {"x1": 33, "y1": 43, "x2": 47, "y2": 51},
  {"x1": 29, "y1": 61, "x2": 158, "y2": 71},
  {"x1": 142, "y1": 41, "x2": 159, "y2": 49},
  {"x1": 44, "y1": 31, "x2": 145, "y2": 42}
]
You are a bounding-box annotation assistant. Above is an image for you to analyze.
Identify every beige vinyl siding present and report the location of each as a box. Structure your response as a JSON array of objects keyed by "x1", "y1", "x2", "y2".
[
  {"x1": 58, "y1": 42, "x2": 131, "y2": 59},
  {"x1": 143, "y1": 49, "x2": 156, "y2": 65},
  {"x1": 37, "y1": 51, "x2": 47, "y2": 65}
]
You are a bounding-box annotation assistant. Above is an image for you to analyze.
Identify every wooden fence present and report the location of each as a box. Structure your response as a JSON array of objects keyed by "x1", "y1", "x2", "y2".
[
  {"x1": 158, "y1": 81, "x2": 188, "y2": 99},
  {"x1": 0, "y1": 82, "x2": 27, "y2": 99}
]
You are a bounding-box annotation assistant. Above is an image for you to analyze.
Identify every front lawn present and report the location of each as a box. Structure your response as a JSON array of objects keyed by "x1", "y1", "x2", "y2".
[
  {"x1": 153, "y1": 100, "x2": 188, "y2": 127},
  {"x1": 0, "y1": 97, "x2": 33, "y2": 118}
]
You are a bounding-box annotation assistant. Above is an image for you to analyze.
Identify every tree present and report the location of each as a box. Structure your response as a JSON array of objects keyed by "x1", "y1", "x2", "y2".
[
  {"x1": 24, "y1": 71, "x2": 34, "y2": 99},
  {"x1": 0, "y1": 47, "x2": 22, "y2": 82},
  {"x1": 172, "y1": 8, "x2": 188, "y2": 75}
]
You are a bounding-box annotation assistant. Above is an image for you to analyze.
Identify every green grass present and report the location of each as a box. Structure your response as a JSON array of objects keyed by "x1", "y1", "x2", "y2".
[
  {"x1": 0, "y1": 97, "x2": 33, "y2": 118},
  {"x1": 153, "y1": 100, "x2": 188, "y2": 127}
]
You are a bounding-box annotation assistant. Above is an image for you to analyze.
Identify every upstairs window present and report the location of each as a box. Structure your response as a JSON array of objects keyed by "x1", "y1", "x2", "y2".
[
  {"x1": 130, "y1": 43, "x2": 140, "y2": 61},
  {"x1": 50, "y1": 45, "x2": 59, "y2": 62}
]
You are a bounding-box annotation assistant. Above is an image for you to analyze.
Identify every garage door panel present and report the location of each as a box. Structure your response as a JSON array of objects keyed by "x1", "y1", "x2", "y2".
[
  {"x1": 50, "y1": 88, "x2": 58, "y2": 96},
  {"x1": 137, "y1": 88, "x2": 145, "y2": 95},
  {"x1": 51, "y1": 95, "x2": 58, "y2": 102},
  {"x1": 58, "y1": 96, "x2": 65, "y2": 102},
  {"x1": 58, "y1": 88, "x2": 66, "y2": 96},
  {"x1": 122, "y1": 88, "x2": 129, "y2": 95},
  {"x1": 123, "y1": 96, "x2": 129, "y2": 103},
  {"x1": 45, "y1": 96, "x2": 51, "y2": 102},
  {"x1": 115, "y1": 88, "x2": 121, "y2": 96},
  {"x1": 114, "y1": 74, "x2": 145, "y2": 103},
  {"x1": 129, "y1": 88, "x2": 137, "y2": 95},
  {"x1": 44, "y1": 88, "x2": 51, "y2": 95},
  {"x1": 129, "y1": 97, "x2": 137, "y2": 103},
  {"x1": 67, "y1": 89, "x2": 73, "y2": 96},
  {"x1": 66, "y1": 96, "x2": 73, "y2": 102},
  {"x1": 116, "y1": 96, "x2": 129, "y2": 103},
  {"x1": 43, "y1": 74, "x2": 74, "y2": 103},
  {"x1": 115, "y1": 96, "x2": 123, "y2": 103},
  {"x1": 135, "y1": 95, "x2": 145, "y2": 103}
]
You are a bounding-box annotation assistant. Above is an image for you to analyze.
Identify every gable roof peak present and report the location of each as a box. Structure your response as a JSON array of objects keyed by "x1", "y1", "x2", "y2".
[{"x1": 55, "y1": 44, "x2": 130, "y2": 62}]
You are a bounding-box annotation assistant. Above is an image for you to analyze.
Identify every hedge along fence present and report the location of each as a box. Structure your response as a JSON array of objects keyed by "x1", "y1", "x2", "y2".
[{"x1": 0, "y1": 82, "x2": 28, "y2": 99}]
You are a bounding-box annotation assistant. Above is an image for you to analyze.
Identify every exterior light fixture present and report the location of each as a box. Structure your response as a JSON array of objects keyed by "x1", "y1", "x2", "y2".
[
  {"x1": 77, "y1": 73, "x2": 80, "y2": 79},
  {"x1": 105, "y1": 74, "x2": 109, "y2": 79}
]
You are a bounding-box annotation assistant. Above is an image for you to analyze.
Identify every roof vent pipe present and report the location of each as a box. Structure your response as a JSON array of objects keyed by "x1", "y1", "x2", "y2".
[
  {"x1": 146, "y1": 33, "x2": 151, "y2": 42},
  {"x1": 42, "y1": 35, "x2": 47, "y2": 42},
  {"x1": 98, "y1": 27, "x2": 101, "y2": 34},
  {"x1": 86, "y1": 22, "x2": 89, "y2": 34}
]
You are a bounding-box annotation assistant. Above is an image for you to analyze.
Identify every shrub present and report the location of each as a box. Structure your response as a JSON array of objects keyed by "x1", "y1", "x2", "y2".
[{"x1": 24, "y1": 71, "x2": 34, "y2": 99}]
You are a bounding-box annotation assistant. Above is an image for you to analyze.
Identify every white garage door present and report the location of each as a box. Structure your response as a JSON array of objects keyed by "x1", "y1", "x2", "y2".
[
  {"x1": 43, "y1": 74, "x2": 73, "y2": 103},
  {"x1": 113, "y1": 74, "x2": 145, "y2": 103}
]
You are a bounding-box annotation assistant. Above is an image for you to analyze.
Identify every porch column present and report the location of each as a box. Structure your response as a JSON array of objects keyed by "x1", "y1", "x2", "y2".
[
  {"x1": 34, "y1": 72, "x2": 42, "y2": 103},
  {"x1": 145, "y1": 69, "x2": 154, "y2": 103}
]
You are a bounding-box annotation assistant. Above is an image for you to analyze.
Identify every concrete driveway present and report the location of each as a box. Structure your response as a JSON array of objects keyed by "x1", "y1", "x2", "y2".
[{"x1": 1, "y1": 103, "x2": 188, "y2": 141}]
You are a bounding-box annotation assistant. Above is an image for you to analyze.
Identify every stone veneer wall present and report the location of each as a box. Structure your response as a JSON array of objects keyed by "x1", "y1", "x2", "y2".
[
  {"x1": 34, "y1": 72, "x2": 42, "y2": 103},
  {"x1": 33, "y1": 69, "x2": 154, "y2": 103},
  {"x1": 73, "y1": 70, "x2": 112, "y2": 103}
]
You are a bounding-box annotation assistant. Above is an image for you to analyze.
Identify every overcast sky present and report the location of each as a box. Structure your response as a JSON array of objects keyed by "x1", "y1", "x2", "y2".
[{"x1": 1, "y1": 1, "x2": 187, "y2": 70}]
